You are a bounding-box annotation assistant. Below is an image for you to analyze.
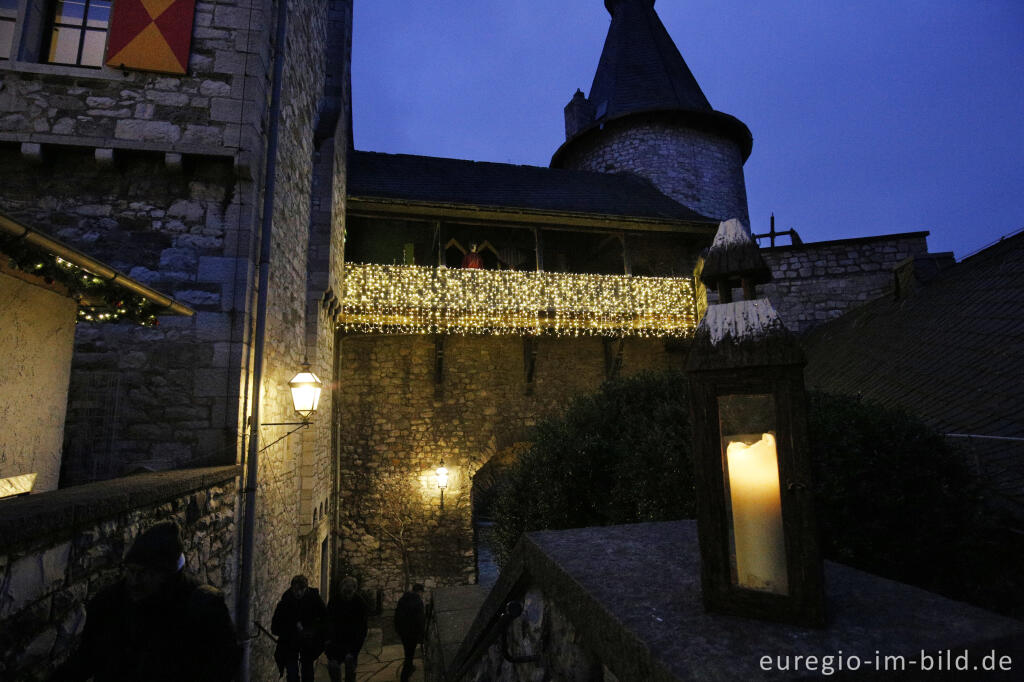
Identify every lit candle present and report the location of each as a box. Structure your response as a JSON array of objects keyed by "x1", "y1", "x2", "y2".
[{"x1": 725, "y1": 433, "x2": 788, "y2": 594}]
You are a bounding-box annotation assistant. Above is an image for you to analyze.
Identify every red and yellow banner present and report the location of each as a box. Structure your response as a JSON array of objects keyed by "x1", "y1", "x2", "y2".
[{"x1": 105, "y1": 0, "x2": 197, "y2": 75}]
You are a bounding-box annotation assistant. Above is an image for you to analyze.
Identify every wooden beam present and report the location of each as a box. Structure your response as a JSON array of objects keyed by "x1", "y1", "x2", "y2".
[
  {"x1": 523, "y1": 336, "x2": 538, "y2": 395},
  {"x1": 604, "y1": 337, "x2": 625, "y2": 381}
]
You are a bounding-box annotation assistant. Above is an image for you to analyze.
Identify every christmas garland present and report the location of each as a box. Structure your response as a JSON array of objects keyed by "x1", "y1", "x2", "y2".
[{"x1": 1, "y1": 235, "x2": 161, "y2": 327}]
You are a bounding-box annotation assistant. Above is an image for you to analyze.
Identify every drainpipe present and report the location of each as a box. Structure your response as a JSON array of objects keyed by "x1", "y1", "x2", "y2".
[{"x1": 237, "y1": 1, "x2": 289, "y2": 680}]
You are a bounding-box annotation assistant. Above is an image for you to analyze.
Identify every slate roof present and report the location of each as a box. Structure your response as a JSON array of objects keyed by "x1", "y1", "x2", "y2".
[
  {"x1": 590, "y1": 0, "x2": 712, "y2": 120},
  {"x1": 348, "y1": 150, "x2": 715, "y2": 223},
  {"x1": 802, "y1": 230, "x2": 1024, "y2": 503}
]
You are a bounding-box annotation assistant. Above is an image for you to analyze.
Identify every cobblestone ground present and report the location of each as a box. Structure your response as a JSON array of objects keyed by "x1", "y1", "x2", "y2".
[{"x1": 315, "y1": 624, "x2": 424, "y2": 681}]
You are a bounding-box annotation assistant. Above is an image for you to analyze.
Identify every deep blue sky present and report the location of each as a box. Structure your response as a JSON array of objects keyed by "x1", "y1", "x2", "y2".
[{"x1": 351, "y1": 0, "x2": 1024, "y2": 260}]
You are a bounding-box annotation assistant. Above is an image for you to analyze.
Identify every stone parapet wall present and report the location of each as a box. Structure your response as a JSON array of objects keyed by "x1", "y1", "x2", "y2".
[
  {"x1": 557, "y1": 117, "x2": 749, "y2": 225},
  {"x1": 760, "y1": 233, "x2": 930, "y2": 334},
  {"x1": 335, "y1": 333, "x2": 685, "y2": 605},
  {"x1": 0, "y1": 466, "x2": 239, "y2": 682}
]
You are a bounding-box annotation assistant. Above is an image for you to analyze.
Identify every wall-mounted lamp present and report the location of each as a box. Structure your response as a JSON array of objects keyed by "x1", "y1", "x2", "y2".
[
  {"x1": 262, "y1": 360, "x2": 324, "y2": 433},
  {"x1": 436, "y1": 459, "x2": 449, "y2": 509},
  {"x1": 288, "y1": 360, "x2": 323, "y2": 422}
]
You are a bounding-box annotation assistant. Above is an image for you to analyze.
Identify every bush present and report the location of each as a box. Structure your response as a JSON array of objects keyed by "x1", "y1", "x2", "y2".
[
  {"x1": 490, "y1": 372, "x2": 1023, "y2": 617},
  {"x1": 491, "y1": 371, "x2": 694, "y2": 566}
]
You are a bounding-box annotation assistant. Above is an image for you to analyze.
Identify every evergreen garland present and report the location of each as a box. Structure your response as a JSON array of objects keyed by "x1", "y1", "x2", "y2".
[{"x1": 1, "y1": 235, "x2": 161, "y2": 327}]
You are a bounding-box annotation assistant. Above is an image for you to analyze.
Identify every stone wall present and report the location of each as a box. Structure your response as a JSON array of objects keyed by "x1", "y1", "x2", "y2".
[
  {"x1": 556, "y1": 116, "x2": 749, "y2": 225},
  {"x1": 0, "y1": 0, "x2": 271, "y2": 161},
  {"x1": 0, "y1": 147, "x2": 244, "y2": 483},
  {"x1": 335, "y1": 333, "x2": 686, "y2": 604},
  {"x1": 462, "y1": 585, "x2": 607, "y2": 682},
  {"x1": 0, "y1": 466, "x2": 239, "y2": 682},
  {"x1": 760, "y1": 233, "x2": 930, "y2": 334},
  {"x1": 0, "y1": 272, "x2": 77, "y2": 494}
]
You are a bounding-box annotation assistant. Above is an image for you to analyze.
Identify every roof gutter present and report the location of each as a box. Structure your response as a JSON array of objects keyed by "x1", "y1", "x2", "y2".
[{"x1": 0, "y1": 213, "x2": 193, "y2": 316}]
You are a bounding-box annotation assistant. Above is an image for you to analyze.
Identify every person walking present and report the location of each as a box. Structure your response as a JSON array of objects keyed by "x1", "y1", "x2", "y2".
[
  {"x1": 271, "y1": 574, "x2": 327, "y2": 681},
  {"x1": 53, "y1": 520, "x2": 240, "y2": 682},
  {"x1": 324, "y1": 576, "x2": 368, "y2": 682},
  {"x1": 393, "y1": 584, "x2": 426, "y2": 682}
]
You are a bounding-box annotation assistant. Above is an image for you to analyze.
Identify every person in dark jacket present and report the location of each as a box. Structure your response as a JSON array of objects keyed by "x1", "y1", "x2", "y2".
[
  {"x1": 393, "y1": 584, "x2": 426, "y2": 682},
  {"x1": 53, "y1": 520, "x2": 240, "y2": 682},
  {"x1": 324, "y1": 576, "x2": 368, "y2": 682},
  {"x1": 271, "y1": 574, "x2": 327, "y2": 681}
]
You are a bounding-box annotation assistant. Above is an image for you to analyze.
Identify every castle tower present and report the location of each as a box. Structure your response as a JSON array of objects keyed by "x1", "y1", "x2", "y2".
[{"x1": 552, "y1": 0, "x2": 753, "y2": 225}]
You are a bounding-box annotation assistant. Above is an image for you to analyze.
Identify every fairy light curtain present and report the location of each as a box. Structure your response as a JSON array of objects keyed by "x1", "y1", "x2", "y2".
[{"x1": 341, "y1": 263, "x2": 699, "y2": 338}]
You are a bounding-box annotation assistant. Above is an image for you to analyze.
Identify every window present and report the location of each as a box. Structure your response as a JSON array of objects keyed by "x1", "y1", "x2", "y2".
[
  {"x1": 45, "y1": 0, "x2": 111, "y2": 68},
  {"x1": 0, "y1": 0, "x2": 16, "y2": 60}
]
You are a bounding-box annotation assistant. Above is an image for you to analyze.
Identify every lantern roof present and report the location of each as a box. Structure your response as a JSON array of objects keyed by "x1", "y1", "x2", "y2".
[{"x1": 700, "y1": 218, "x2": 772, "y2": 288}]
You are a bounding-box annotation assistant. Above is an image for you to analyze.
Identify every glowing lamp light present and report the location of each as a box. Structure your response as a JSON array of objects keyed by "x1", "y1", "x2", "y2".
[
  {"x1": 436, "y1": 459, "x2": 449, "y2": 509},
  {"x1": 288, "y1": 361, "x2": 323, "y2": 422}
]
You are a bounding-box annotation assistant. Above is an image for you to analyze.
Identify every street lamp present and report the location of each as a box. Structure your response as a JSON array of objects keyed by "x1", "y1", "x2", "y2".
[
  {"x1": 436, "y1": 459, "x2": 449, "y2": 509},
  {"x1": 686, "y1": 219, "x2": 825, "y2": 627}
]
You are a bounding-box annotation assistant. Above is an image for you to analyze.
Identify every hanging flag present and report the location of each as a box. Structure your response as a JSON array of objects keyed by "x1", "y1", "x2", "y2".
[{"x1": 105, "y1": 0, "x2": 197, "y2": 75}]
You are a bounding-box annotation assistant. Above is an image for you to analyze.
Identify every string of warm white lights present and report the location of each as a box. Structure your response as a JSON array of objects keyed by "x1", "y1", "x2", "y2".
[
  {"x1": 2, "y1": 237, "x2": 161, "y2": 326},
  {"x1": 340, "y1": 263, "x2": 699, "y2": 337}
]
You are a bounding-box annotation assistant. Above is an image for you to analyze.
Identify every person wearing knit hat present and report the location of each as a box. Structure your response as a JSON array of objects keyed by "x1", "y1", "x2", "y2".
[{"x1": 53, "y1": 520, "x2": 241, "y2": 682}]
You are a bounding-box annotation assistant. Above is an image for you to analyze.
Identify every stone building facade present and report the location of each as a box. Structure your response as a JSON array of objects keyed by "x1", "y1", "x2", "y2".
[
  {"x1": 0, "y1": 1, "x2": 352, "y2": 679},
  {"x1": 336, "y1": 334, "x2": 687, "y2": 602}
]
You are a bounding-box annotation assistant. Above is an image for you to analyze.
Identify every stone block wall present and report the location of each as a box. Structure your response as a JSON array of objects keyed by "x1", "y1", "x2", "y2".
[
  {"x1": 760, "y1": 233, "x2": 930, "y2": 334},
  {"x1": 0, "y1": 148, "x2": 246, "y2": 482},
  {"x1": 335, "y1": 333, "x2": 686, "y2": 604},
  {"x1": 556, "y1": 116, "x2": 749, "y2": 225},
  {"x1": 0, "y1": 466, "x2": 239, "y2": 682},
  {"x1": 0, "y1": 0, "x2": 272, "y2": 161}
]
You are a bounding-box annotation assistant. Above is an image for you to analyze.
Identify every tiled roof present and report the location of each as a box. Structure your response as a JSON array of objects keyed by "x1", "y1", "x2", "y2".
[
  {"x1": 347, "y1": 151, "x2": 714, "y2": 223},
  {"x1": 590, "y1": 0, "x2": 712, "y2": 121},
  {"x1": 802, "y1": 231, "x2": 1024, "y2": 501}
]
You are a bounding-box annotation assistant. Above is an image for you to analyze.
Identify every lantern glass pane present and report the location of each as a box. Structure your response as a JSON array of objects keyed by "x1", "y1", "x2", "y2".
[
  {"x1": 289, "y1": 371, "x2": 322, "y2": 417},
  {"x1": 718, "y1": 393, "x2": 788, "y2": 595}
]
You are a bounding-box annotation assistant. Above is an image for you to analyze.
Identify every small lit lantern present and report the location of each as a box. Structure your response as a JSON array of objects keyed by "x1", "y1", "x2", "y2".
[
  {"x1": 436, "y1": 459, "x2": 449, "y2": 509},
  {"x1": 686, "y1": 219, "x2": 825, "y2": 627},
  {"x1": 288, "y1": 360, "x2": 323, "y2": 422}
]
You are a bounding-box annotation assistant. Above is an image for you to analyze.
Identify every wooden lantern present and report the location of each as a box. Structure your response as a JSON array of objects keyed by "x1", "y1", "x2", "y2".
[{"x1": 686, "y1": 219, "x2": 825, "y2": 627}]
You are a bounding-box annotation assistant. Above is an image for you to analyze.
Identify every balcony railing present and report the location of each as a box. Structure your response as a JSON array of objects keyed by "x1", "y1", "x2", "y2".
[{"x1": 340, "y1": 263, "x2": 698, "y2": 338}]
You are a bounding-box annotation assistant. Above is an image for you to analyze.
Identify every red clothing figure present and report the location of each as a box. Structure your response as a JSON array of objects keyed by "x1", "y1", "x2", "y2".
[{"x1": 461, "y1": 244, "x2": 484, "y2": 269}]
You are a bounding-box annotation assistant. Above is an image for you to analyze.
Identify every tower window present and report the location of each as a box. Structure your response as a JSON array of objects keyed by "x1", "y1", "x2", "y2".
[
  {"x1": 45, "y1": 0, "x2": 111, "y2": 68},
  {"x1": 0, "y1": 0, "x2": 16, "y2": 60}
]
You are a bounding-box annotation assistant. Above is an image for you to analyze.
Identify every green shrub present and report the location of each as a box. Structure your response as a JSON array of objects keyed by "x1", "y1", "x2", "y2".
[{"x1": 491, "y1": 370, "x2": 694, "y2": 566}]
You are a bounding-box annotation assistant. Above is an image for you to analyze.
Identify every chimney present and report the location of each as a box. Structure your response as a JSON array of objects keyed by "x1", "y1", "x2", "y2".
[{"x1": 564, "y1": 89, "x2": 596, "y2": 140}]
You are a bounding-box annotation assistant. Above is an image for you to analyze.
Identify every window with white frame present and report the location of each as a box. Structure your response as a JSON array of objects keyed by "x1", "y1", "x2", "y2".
[
  {"x1": 45, "y1": 0, "x2": 111, "y2": 68},
  {"x1": 0, "y1": 0, "x2": 17, "y2": 60}
]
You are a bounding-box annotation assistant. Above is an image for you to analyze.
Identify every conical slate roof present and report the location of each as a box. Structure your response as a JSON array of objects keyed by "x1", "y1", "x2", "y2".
[{"x1": 590, "y1": 0, "x2": 712, "y2": 120}]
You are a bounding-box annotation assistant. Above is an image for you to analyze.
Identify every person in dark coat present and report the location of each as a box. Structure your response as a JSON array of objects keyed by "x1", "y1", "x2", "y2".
[
  {"x1": 393, "y1": 584, "x2": 426, "y2": 682},
  {"x1": 271, "y1": 574, "x2": 327, "y2": 681},
  {"x1": 53, "y1": 520, "x2": 240, "y2": 682},
  {"x1": 324, "y1": 576, "x2": 368, "y2": 682}
]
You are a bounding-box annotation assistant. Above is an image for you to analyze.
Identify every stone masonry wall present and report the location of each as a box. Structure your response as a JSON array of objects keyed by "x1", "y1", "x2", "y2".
[
  {"x1": 462, "y1": 585, "x2": 610, "y2": 682},
  {"x1": 0, "y1": 0, "x2": 272, "y2": 162},
  {"x1": 336, "y1": 334, "x2": 685, "y2": 605},
  {"x1": 0, "y1": 466, "x2": 239, "y2": 682},
  {"x1": 0, "y1": 148, "x2": 246, "y2": 482},
  {"x1": 247, "y1": 0, "x2": 334, "y2": 677},
  {"x1": 761, "y1": 234, "x2": 930, "y2": 334},
  {"x1": 557, "y1": 117, "x2": 749, "y2": 225}
]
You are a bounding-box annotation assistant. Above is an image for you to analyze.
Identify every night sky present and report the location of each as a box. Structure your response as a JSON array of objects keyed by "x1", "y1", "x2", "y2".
[{"x1": 351, "y1": 0, "x2": 1024, "y2": 261}]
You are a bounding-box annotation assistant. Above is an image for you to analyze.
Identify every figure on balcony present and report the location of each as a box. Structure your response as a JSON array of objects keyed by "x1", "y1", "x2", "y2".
[{"x1": 461, "y1": 243, "x2": 484, "y2": 269}]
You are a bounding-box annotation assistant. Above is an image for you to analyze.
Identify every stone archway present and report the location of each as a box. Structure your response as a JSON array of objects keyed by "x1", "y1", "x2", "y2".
[{"x1": 470, "y1": 441, "x2": 530, "y2": 586}]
